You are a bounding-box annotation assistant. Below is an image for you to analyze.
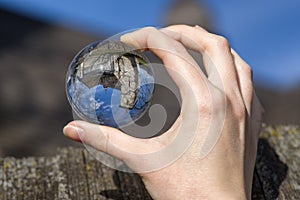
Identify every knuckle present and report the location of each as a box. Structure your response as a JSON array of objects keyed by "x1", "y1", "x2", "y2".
[
  {"x1": 102, "y1": 130, "x2": 111, "y2": 152},
  {"x1": 236, "y1": 106, "x2": 247, "y2": 122},
  {"x1": 214, "y1": 35, "x2": 230, "y2": 50},
  {"x1": 197, "y1": 87, "x2": 226, "y2": 117},
  {"x1": 99, "y1": 127, "x2": 109, "y2": 143},
  {"x1": 213, "y1": 88, "x2": 227, "y2": 114},
  {"x1": 198, "y1": 100, "x2": 212, "y2": 116},
  {"x1": 170, "y1": 40, "x2": 185, "y2": 52},
  {"x1": 200, "y1": 86, "x2": 227, "y2": 117},
  {"x1": 233, "y1": 100, "x2": 247, "y2": 122},
  {"x1": 225, "y1": 92, "x2": 247, "y2": 122},
  {"x1": 203, "y1": 35, "x2": 231, "y2": 53}
]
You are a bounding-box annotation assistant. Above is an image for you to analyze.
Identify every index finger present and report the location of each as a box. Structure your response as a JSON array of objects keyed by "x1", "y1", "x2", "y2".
[{"x1": 120, "y1": 27, "x2": 209, "y2": 99}]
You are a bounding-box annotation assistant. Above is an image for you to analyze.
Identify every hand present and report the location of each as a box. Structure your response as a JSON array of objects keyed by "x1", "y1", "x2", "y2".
[{"x1": 63, "y1": 25, "x2": 264, "y2": 199}]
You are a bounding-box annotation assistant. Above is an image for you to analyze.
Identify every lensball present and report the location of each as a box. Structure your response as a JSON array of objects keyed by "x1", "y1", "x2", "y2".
[{"x1": 66, "y1": 39, "x2": 154, "y2": 128}]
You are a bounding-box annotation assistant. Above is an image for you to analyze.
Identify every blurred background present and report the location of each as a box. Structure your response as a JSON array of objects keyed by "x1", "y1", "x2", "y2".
[{"x1": 0, "y1": 0, "x2": 299, "y2": 157}]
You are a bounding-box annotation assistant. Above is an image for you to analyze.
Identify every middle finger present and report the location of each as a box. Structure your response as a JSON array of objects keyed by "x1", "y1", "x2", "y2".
[{"x1": 161, "y1": 25, "x2": 241, "y2": 99}]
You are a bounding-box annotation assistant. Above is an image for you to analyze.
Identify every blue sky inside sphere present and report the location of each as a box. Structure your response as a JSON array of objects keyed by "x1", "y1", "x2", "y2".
[{"x1": 0, "y1": 0, "x2": 299, "y2": 90}]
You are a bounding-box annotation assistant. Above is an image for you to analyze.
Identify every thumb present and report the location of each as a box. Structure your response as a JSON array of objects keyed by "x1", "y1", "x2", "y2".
[{"x1": 63, "y1": 120, "x2": 155, "y2": 160}]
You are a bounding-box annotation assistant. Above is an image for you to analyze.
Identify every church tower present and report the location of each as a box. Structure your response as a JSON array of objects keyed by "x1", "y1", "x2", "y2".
[{"x1": 163, "y1": 0, "x2": 212, "y2": 31}]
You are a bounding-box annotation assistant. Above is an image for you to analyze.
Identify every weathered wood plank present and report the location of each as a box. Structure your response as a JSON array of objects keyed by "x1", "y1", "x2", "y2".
[
  {"x1": 252, "y1": 168, "x2": 266, "y2": 200},
  {"x1": 0, "y1": 125, "x2": 299, "y2": 199},
  {"x1": 0, "y1": 158, "x2": 5, "y2": 200},
  {"x1": 82, "y1": 149, "x2": 128, "y2": 200},
  {"x1": 61, "y1": 147, "x2": 90, "y2": 200},
  {"x1": 82, "y1": 150, "x2": 106, "y2": 200},
  {"x1": 259, "y1": 125, "x2": 300, "y2": 199}
]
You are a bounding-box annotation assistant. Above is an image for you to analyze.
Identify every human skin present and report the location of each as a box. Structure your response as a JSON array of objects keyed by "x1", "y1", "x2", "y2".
[{"x1": 63, "y1": 25, "x2": 264, "y2": 199}]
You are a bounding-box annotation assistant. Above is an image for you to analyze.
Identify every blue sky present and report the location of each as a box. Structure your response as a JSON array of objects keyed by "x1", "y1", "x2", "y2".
[{"x1": 0, "y1": 0, "x2": 299, "y2": 90}]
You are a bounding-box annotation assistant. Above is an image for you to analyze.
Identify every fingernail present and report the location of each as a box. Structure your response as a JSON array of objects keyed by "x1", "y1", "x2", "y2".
[
  {"x1": 63, "y1": 125, "x2": 84, "y2": 137},
  {"x1": 194, "y1": 25, "x2": 207, "y2": 32},
  {"x1": 195, "y1": 25, "x2": 202, "y2": 29},
  {"x1": 120, "y1": 34, "x2": 131, "y2": 43},
  {"x1": 120, "y1": 34, "x2": 140, "y2": 49}
]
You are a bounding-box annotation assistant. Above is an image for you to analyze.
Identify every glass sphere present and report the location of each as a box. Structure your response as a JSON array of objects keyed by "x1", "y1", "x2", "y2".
[{"x1": 66, "y1": 39, "x2": 154, "y2": 128}]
